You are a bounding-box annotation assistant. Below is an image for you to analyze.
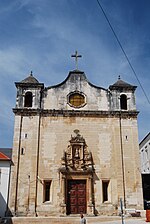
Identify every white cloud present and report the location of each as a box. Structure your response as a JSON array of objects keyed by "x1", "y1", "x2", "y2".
[{"x1": 0, "y1": 47, "x2": 28, "y2": 77}]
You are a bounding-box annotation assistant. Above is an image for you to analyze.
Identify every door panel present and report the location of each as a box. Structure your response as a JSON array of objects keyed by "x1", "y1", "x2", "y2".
[
  {"x1": 67, "y1": 180, "x2": 86, "y2": 214},
  {"x1": 70, "y1": 189, "x2": 77, "y2": 197}
]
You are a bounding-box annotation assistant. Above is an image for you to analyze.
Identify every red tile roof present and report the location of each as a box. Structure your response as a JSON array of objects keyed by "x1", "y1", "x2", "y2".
[
  {"x1": 0, "y1": 148, "x2": 12, "y2": 159},
  {"x1": 0, "y1": 152, "x2": 11, "y2": 160}
]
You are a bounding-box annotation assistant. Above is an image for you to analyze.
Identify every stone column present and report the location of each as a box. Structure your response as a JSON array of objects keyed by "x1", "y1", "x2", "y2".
[
  {"x1": 87, "y1": 176, "x2": 94, "y2": 215},
  {"x1": 60, "y1": 174, "x2": 66, "y2": 216}
]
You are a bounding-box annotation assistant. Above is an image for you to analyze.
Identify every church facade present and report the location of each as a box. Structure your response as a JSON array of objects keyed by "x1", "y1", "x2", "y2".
[{"x1": 9, "y1": 69, "x2": 143, "y2": 216}]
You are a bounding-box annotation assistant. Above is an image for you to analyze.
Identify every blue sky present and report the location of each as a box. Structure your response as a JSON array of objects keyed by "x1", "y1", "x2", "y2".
[{"x1": 0, "y1": 0, "x2": 149, "y2": 147}]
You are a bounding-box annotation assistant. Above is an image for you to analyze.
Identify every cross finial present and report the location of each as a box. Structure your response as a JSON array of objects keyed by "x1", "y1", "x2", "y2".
[
  {"x1": 71, "y1": 50, "x2": 82, "y2": 70},
  {"x1": 30, "y1": 71, "x2": 33, "y2": 76},
  {"x1": 118, "y1": 75, "x2": 121, "y2": 80}
]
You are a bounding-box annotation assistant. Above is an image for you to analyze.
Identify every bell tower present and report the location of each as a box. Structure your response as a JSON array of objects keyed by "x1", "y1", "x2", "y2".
[
  {"x1": 15, "y1": 72, "x2": 44, "y2": 109},
  {"x1": 109, "y1": 76, "x2": 137, "y2": 111},
  {"x1": 9, "y1": 72, "x2": 44, "y2": 216}
]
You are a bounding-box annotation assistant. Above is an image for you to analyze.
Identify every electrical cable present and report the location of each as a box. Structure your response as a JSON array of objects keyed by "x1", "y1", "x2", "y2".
[{"x1": 96, "y1": 0, "x2": 150, "y2": 104}]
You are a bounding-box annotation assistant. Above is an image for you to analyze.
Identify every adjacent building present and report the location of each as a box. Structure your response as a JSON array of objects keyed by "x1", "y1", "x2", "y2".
[
  {"x1": 9, "y1": 69, "x2": 143, "y2": 216},
  {"x1": 0, "y1": 149, "x2": 12, "y2": 217},
  {"x1": 139, "y1": 132, "x2": 150, "y2": 210}
]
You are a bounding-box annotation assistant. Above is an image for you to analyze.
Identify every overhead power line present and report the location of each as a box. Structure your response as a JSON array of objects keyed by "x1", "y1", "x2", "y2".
[{"x1": 96, "y1": 0, "x2": 150, "y2": 105}]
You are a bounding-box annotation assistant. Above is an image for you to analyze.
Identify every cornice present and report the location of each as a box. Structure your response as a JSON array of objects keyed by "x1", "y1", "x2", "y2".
[
  {"x1": 13, "y1": 108, "x2": 139, "y2": 118},
  {"x1": 15, "y1": 82, "x2": 44, "y2": 88}
]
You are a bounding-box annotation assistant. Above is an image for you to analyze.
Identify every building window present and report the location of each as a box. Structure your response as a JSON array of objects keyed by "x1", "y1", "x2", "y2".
[
  {"x1": 102, "y1": 180, "x2": 109, "y2": 202},
  {"x1": 68, "y1": 92, "x2": 85, "y2": 108},
  {"x1": 120, "y1": 94, "x2": 127, "y2": 110},
  {"x1": 24, "y1": 92, "x2": 33, "y2": 107},
  {"x1": 21, "y1": 148, "x2": 25, "y2": 155},
  {"x1": 43, "y1": 180, "x2": 51, "y2": 202}
]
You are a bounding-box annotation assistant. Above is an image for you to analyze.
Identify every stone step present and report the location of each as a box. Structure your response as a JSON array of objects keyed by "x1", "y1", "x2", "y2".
[{"x1": 0, "y1": 216, "x2": 121, "y2": 224}]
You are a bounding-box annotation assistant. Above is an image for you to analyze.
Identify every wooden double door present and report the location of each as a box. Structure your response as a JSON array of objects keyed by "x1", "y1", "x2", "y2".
[{"x1": 67, "y1": 180, "x2": 86, "y2": 214}]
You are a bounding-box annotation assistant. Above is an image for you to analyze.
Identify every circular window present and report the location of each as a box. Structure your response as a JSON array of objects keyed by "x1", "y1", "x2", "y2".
[{"x1": 68, "y1": 92, "x2": 86, "y2": 108}]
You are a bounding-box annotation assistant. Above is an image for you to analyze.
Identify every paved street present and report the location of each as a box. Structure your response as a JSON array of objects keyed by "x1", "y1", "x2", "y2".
[
  {"x1": 87, "y1": 217, "x2": 148, "y2": 224},
  {"x1": 0, "y1": 216, "x2": 149, "y2": 224},
  {"x1": 95, "y1": 220, "x2": 147, "y2": 224}
]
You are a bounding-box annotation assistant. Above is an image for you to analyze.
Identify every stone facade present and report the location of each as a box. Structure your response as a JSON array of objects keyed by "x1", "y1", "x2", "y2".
[{"x1": 8, "y1": 70, "x2": 143, "y2": 216}]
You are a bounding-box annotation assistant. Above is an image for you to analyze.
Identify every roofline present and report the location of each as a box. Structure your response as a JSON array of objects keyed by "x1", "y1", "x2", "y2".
[
  {"x1": 0, "y1": 152, "x2": 11, "y2": 161},
  {"x1": 45, "y1": 70, "x2": 108, "y2": 91},
  {"x1": 0, "y1": 158, "x2": 11, "y2": 161},
  {"x1": 0, "y1": 148, "x2": 12, "y2": 150},
  {"x1": 139, "y1": 132, "x2": 150, "y2": 146}
]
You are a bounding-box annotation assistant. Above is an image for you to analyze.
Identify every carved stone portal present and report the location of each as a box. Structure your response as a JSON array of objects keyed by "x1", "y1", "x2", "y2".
[
  {"x1": 60, "y1": 130, "x2": 94, "y2": 215},
  {"x1": 60, "y1": 130, "x2": 93, "y2": 172}
]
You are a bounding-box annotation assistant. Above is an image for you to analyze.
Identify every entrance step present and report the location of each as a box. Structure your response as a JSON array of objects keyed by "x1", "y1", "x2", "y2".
[{"x1": 0, "y1": 216, "x2": 121, "y2": 224}]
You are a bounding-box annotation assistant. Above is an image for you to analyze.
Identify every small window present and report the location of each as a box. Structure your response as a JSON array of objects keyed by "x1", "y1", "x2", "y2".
[
  {"x1": 24, "y1": 92, "x2": 33, "y2": 107},
  {"x1": 21, "y1": 148, "x2": 25, "y2": 155},
  {"x1": 68, "y1": 93, "x2": 85, "y2": 108},
  {"x1": 102, "y1": 180, "x2": 109, "y2": 202},
  {"x1": 120, "y1": 94, "x2": 127, "y2": 110},
  {"x1": 43, "y1": 180, "x2": 51, "y2": 202}
]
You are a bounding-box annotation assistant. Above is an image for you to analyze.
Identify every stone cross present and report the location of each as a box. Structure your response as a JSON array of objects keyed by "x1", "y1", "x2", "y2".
[{"x1": 71, "y1": 50, "x2": 82, "y2": 70}]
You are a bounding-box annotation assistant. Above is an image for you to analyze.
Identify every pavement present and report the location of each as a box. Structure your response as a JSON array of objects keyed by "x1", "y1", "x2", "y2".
[
  {"x1": 86, "y1": 216, "x2": 148, "y2": 224},
  {"x1": 0, "y1": 216, "x2": 149, "y2": 224},
  {"x1": 101, "y1": 220, "x2": 148, "y2": 224}
]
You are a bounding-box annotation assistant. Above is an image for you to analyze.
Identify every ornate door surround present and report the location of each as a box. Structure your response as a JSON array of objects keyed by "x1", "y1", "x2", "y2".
[{"x1": 59, "y1": 130, "x2": 94, "y2": 216}]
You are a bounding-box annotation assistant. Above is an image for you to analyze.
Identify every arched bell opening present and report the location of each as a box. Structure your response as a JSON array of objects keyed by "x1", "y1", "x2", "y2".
[
  {"x1": 24, "y1": 92, "x2": 33, "y2": 107},
  {"x1": 120, "y1": 94, "x2": 127, "y2": 110}
]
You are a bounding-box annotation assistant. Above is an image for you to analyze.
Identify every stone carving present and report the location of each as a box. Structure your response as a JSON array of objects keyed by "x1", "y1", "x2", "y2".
[{"x1": 60, "y1": 130, "x2": 93, "y2": 172}]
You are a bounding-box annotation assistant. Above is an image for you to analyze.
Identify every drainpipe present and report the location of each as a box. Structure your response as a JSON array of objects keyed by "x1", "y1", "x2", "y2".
[
  {"x1": 14, "y1": 115, "x2": 23, "y2": 215},
  {"x1": 27, "y1": 175, "x2": 30, "y2": 213}
]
